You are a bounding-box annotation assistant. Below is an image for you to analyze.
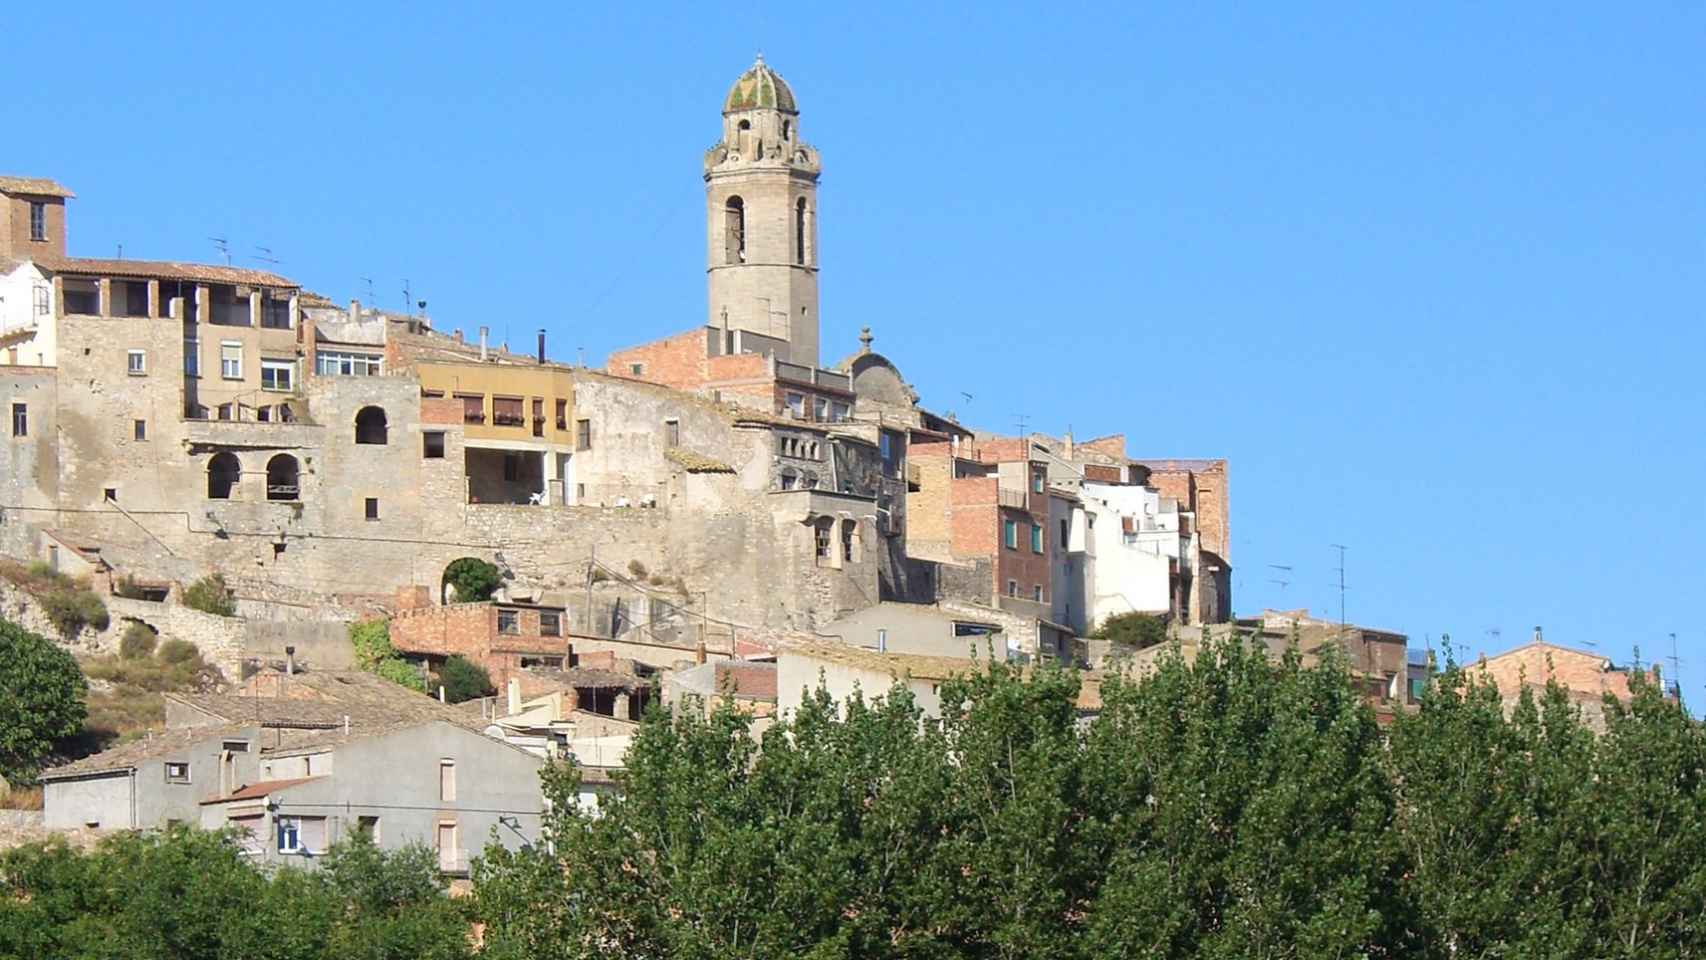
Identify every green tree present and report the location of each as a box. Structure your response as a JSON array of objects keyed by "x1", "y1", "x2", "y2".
[
  {"x1": 0, "y1": 619, "x2": 87, "y2": 780},
  {"x1": 437, "y1": 656, "x2": 494, "y2": 703},
  {"x1": 1088, "y1": 610, "x2": 1168, "y2": 649},
  {"x1": 443, "y1": 558, "x2": 501, "y2": 603},
  {"x1": 183, "y1": 574, "x2": 237, "y2": 617},
  {"x1": 349, "y1": 619, "x2": 426, "y2": 693}
]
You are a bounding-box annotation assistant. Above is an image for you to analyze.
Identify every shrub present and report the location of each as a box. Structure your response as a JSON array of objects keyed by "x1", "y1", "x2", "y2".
[
  {"x1": 0, "y1": 618, "x2": 87, "y2": 779},
  {"x1": 437, "y1": 656, "x2": 494, "y2": 704},
  {"x1": 443, "y1": 558, "x2": 501, "y2": 603},
  {"x1": 183, "y1": 574, "x2": 236, "y2": 617},
  {"x1": 40, "y1": 586, "x2": 109, "y2": 636},
  {"x1": 627, "y1": 559, "x2": 649, "y2": 579},
  {"x1": 1089, "y1": 611, "x2": 1169, "y2": 649},
  {"x1": 349, "y1": 619, "x2": 395, "y2": 669},
  {"x1": 25, "y1": 561, "x2": 63, "y2": 583},
  {"x1": 589, "y1": 567, "x2": 611, "y2": 584},
  {"x1": 113, "y1": 576, "x2": 150, "y2": 600},
  {"x1": 118, "y1": 622, "x2": 157, "y2": 659},
  {"x1": 373, "y1": 657, "x2": 426, "y2": 692},
  {"x1": 156, "y1": 639, "x2": 199, "y2": 666}
]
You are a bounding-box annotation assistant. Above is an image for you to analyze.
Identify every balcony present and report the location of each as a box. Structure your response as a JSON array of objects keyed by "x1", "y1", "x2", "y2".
[{"x1": 996, "y1": 486, "x2": 1029, "y2": 510}]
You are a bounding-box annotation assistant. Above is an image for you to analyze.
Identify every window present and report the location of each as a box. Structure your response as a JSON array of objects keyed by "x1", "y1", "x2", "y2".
[
  {"x1": 539, "y1": 611, "x2": 561, "y2": 636},
  {"x1": 576, "y1": 419, "x2": 591, "y2": 451},
  {"x1": 29, "y1": 202, "x2": 45, "y2": 241},
  {"x1": 829, "y1": 401, "x2": 850, "y2": 422},
  {"x1": 498, "y1": 609, "x2": 518, "y2": 634},
  {"x1": 133, "y1": 420, "x2": 146, "y2": 441},
  {"x1": 266, "y1": 454, "x2": 299, "y2": 501},
  {"x1": 724, "y1": 196, "x2": 746, "y2": 264},
  {"x1": 785, "y1": 393, "x2": 805, "y2": 418},
  {"x1": 221, "y1": 740, "x2": 249, "y2": 753},
  {"x1": 1031, "y1": 523, "x2": 1043, "y2": 554},
  {"x1": 1033, "y1": 585, "x2": 1044, "y2": 602},
  {"x1": 260, "y1": 294, "x2": 290, "y2": 329},
  {"x1": 364, "y1": 497, "x2": 379, "y2": 520},
  {"x1": 217, "y1": 403, "x2": 235, "y2": 422},
  {"x1": 183, "y1": 338, "x2": 200, "y2": 376},
  {"x1": 207, "y1": 452, "x2": 240, "y2": 499},
  {"x1": 32, "y1": 285, "x2": 49, "y2": 317},
  {"x1": 104, "y1": 487, "x2": 117, "y2": 502},
  {"x1": 1006, "y1": 579, "x2": 1018, "y2": 598},
  {"x1": 1032, "y1": 470, "x2": 1044, "y2": 494},
  {"x1": 127, "y1": 350, "x2": 146, "y2": 375},
  {"x1": 458, "y1": 394, "x2": 484, "y2": 423},
  {"x1": 260, "y1": 359, "x2": 294, "y2": 392},
  {"x1": 814, "y1": 519, "x2": 832, "y2": 560},
  {"x1": 520, "y1": 654, "x2": 565, "y2": 670},
  {"x1": 664, "y1": 419, "x2": 680, "y2": 448},
  {"x1": 531, "y1": 398, "x2": 543, "y2": 437},
  {"x1": 795, "y1": 197, "x2": 807, "y2": 265},
  {"x1": 1060, "y1": 518, "x2": 1069, "y2": 545},
  {"x1": 11, "y1": 403, "x2": 25, "y2": 438},
  {"x1": 1003, "y1": 518, "x2": 1018, "y2": 550},
  {"x1": 841, "y1": 518, "x2": 856, "y2": 562},
  {"x1": 439, "y1": 760, "x2": 456, "y2": 802},
  {"x1": 354, "y1": 406, "x2": 388, "y2": 444},
  {"x1": 812, "y1": 397, "x2": 828, "y2": 421},
  {"x1": 276, "y1": 815, "x2": 326, "y2": 855},
  {"x1": 164, "y1": 762, "x2": 190, "y2": 784},
  {"x1": 356, "y1": 816, "x2": 380, "y2": 843},
  {"x1": 492, "y1": 396, "x2": 524, "y2": 426},
  {"x1": 629, "y1": 363, "x2": 644, "y2": 376},
  {"x1": 554, "y1": 399, "x2": 567, "y2": 430},
  {"x1": 423, "y1": 431, "x2": 445, "y2": 458},
  {"x1": 437, "y1": 821, "x2": 460, "y2": 872},
  {"x1": 314, "y1": 350, "x2": 381, "y2": 376},
  {"x1": 220, "y1": 342, "x2": 242, "y2": 380}
]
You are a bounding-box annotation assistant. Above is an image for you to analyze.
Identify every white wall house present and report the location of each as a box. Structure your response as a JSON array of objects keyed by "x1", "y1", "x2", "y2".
[
  {"x1": 0, "y1": 261, "x2": 55, "y2": 367},
  {"x1": 1080, "y1": 480, "x2": 1191, "y2": 628}
]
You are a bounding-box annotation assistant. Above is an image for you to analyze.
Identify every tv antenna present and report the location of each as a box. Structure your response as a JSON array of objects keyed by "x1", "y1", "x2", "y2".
[
  {"x1": 253, "y1": 245, "x2": 281, "y2": 266},
  {"x1": 1330, "y1": 544, "x2": 1347, "y2": 628},
  {"x1": 1666, "y1": 632, "x2": 1683, "y2": 700},
  {"x1": 402, "y1": 279, "x2": 413, "y2": 313},
  {"x1": 360, "y1": 277, "x2": 376, "y2": 304},
  {"x1": 209, "y1": 236, "x2": 231, "y2": 265},
  {"x1": 1267, "y1": 563, "x2": 1292, "y2": 592},
  {"x1": 1014, "y1": 413, "x2": 1029, "y2": 438}
]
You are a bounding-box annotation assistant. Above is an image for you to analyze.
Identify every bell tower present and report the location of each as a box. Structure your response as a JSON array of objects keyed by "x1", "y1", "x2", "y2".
[{"x1": 704, "y1": 55, "x2": 821, "y2": 367}]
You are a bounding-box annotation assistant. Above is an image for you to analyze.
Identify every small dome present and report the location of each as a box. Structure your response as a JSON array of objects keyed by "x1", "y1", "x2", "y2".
[{"x1": 724, "y1": 54, "x2": 797, "y2": 114}]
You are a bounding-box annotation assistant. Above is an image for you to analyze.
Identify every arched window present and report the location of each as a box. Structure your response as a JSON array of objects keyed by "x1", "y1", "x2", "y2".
[
  {"x1": 266, "y1": 454, "x2": 300, "y2": 501},
  {"x1": 207, "y1": 452, "x2": 241, "y2": 500},
  {"x1": 782, "y1": 120, "x2": 791, "y2": 141},
  {"x1": 795, "y1": 198, "x2": 807, "y2": 265},
  {"x1": 724, "y1": 196, "x2": 745, "y2": 264},
  {"x1": 737, "y1": 119, "x2": 751, "y2": 132},
  {"x1": 354, "y1": 406, "x2": 388, "y2": 444}
]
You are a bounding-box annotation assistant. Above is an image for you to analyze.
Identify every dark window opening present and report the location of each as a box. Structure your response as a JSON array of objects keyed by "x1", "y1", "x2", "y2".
[
  {"x1": 664, "y1": 419, "x2": 680, "y2": 448},
  {"x1": 492, "y1": 396, "x2": 524, "y2": 427},
  {"x1": 266, "y1": 454, "x2": 299, "y2": 501},
  {"x1": 207, "y1": 452, "x2": 240, "y2": 500},
  {"x1": 423, "y1": 432, "x2": 445, "y2": 458},
  {"x1": 539, "y1": 612, "x2": 561, "y2": 636},
  {"x1": 29, "y1": 202, "x2": 46, "y2": 242},
  {"x1": 498, "y1": 609, "x2": 518, "y2": 634},
  {"x1": 364, "y1": 497, "x2": 379, "y2": 520},
  {"x1": 9, "y1": 403, "x2": 23, "y2": 438},
  {"x1": 103, "y1": 487, "x2": 117, "y2": 502},
  {"x1": 531, "y1": 398, "x2": 544, "y2": 437},
  {"x1": 554, "y1": 399, "x2": 567, "y2": 430},
  {"x1": 576, "y1": 419, "x2": 591, "y2": 451},
  {"x1": 795, "y1": 198, "x2": 807, "y2": 265},
  {"x1": 354, "y1": 406, "x2": 388, "y2": 444},
  {"x1": 724, "y1": 196, "x2": 745, "y2": 264},
  {"x1": 458, "y1": 394, "x2": 484, "y2": 423},
  {"x1": 133, "y1": 419, "x2": 146, "y2": 441}
]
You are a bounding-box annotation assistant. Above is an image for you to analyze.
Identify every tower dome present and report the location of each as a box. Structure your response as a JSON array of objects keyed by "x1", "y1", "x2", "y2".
[{"x1": 724, "y1": 54, "x2": 797, "y2": 114}]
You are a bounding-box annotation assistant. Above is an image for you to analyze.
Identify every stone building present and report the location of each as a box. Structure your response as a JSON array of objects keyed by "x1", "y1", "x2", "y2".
[{"x1": 0, "y1": 56, "x2": 1230, "y2": 678}]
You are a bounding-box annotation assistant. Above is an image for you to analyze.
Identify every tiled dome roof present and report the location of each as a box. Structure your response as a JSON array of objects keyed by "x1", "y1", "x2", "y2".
[{"x1": 724, "y1": 54, "x2": 797, "y2": 114}]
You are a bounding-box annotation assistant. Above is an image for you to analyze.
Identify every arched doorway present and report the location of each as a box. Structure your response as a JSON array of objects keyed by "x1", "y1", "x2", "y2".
[
  {"x1": 207, "y1": 452, "x2": 241, "y2": 499},
  {"x1": 266, "y1": 454, "x2": 299, "y2": 501},
  {"x1": 355, "y1": 406, "x2": 388, "y2": 444}
]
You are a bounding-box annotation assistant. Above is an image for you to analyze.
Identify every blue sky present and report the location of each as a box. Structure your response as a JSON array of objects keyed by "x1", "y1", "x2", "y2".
[{"x1": 4, "y1": 4, "x2": 1702, "y2": 693}]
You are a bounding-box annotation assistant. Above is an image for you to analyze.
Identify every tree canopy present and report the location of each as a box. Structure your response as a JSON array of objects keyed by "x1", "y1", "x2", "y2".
[
  {"x1": 0, "y1": 619, "x2": 87, "y2": 780},
  {"x1": 444, "y1": 558, "x2": 502, "y2": 604},
  {"x1": 471, "y1": 635, "x2": 1706, "y2": 959}
]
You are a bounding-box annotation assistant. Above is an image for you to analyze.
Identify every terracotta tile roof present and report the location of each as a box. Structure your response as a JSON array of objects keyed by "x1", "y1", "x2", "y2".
[
  {"x1": 1132, "y1": 458, "x2": 1224, "y2": 472},
  {"x1": 39, "y1": 255, "x2": 295, "y2": 288},
  {"x1": 207, "y1": 776, "x2": 323, "y2": 804},
  {"x1": 42, "y1": 724, "x2": 255, "y2": 780},
  {"x1": 664, "y1": 446, "x2": 735, "y2": 473},
  {"x1": 0, "y1": 176, "x2": 74, "y2": 199}
]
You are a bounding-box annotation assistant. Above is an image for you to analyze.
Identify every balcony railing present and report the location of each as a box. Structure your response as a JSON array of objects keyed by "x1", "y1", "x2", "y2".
[{"x1": 996, "y1": 487, "x2": 1029, "y2": 510}]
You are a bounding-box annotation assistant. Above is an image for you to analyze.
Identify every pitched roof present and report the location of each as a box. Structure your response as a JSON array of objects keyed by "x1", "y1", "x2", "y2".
[
  {"x1": 42, "y1": 724, "x2": 255, "y2": 780},
  {"x1": 38, "y1": 255, "x2": 295, "y2": 288},
  {"x1": 715, "y1": 661, "x2": 778, "y2": 701},
  {"x1": 0, "y1": 176, "x2": 74, "y2": 199},
  {"x1": 205, "y1": 776, "x2": 323, "y2": 804}
]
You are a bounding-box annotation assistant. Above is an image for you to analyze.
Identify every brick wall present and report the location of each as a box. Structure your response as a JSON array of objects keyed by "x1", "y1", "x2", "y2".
[
  {"x1": 390, "y1": 602, "x2": 569, "y2": 690},
  {"x1": 606, "y1": 329, "x2": 709, "y2": 391},
  {"x1": 1472, "y1": 644, "x2": 1650, "y2": 703}
]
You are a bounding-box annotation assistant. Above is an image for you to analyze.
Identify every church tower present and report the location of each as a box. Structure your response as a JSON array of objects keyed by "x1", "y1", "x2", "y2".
[{"x1": 704, "y1": 55, "x2": 821, "y2": 367}]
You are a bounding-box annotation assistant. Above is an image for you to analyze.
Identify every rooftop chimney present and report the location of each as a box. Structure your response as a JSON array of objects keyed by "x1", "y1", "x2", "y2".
[
  {"x1": 479, "y1": 326, "x2": 489, "y2": 362},
  {"x1": 537, "y1": 329, "x2": 546, "y2": 364},
  {"x1": 453, "y1": 329, "x2": 463, "y2": 343},
  {"x1": 1533, "y1": 626, "x2": 1543, "y2": 644},
  {"x1": 348, "y1": 298, "x2": 360, "y2": 320}
]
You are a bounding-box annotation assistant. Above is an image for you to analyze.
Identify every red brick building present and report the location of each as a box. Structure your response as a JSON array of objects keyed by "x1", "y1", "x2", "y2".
[{"x1": 389, "y1": 601, "x2": 569, "y2": 692}]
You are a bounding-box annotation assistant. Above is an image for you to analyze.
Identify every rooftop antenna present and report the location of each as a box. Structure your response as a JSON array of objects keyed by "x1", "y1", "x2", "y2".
[
  {"x1": 577, "y1": 346, "x2": 586, "y2": 368},
  {"x1": 402, "y1": 279, "x2": 412, "y2": 314},
  {"x1": 116, "y1": 243, "x2": 123, "y2": 260},
  {"x1": 960, "y1": 392, "x2": 974, "y2": 404},
  {"x1": 1330, "y1": 544, "x2": 1348, "y2": 628},
  {"x1": 1267, "y1": 563, "x2": 1292, "y2": 593},
  {"x1": 1014, "y1": 413, "x2": 1029, "y2": 439},
  {"x1": 1666, "y1": 632, "x2": 1683, "y2": 701},
  {"x1": 360, "y1": 277, "x2": 376, "y2": 304},
  {"x1": 209, "y1": 236, "x2": 231, "y2": 265},
  {"x1": 253, "y1": 245, "x2": 281, "y2": 266}
]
